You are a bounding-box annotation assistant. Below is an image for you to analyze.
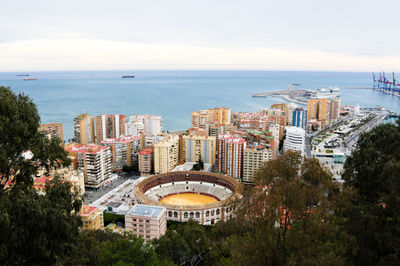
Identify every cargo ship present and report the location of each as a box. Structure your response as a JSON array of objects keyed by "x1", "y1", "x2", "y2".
[
  {"x1": 122, "y1": 75, "x2": 135, "y2": 78},
  {"x1": 23, "y1": 78, "x2": 37, "y2": 81}
]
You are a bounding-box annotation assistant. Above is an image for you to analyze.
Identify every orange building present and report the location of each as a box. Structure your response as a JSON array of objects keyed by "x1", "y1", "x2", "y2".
[
  {"x1": 74, "y1": 114, "x2": 95, "y2": 144},
  {"x1": 138, "y1": 147, "x2": 154, "y2": 175},
  {"x1": 80, "y1": 205, "x2": 104, "y2": 230},
  {"x1": 101, "y1": 136, "x2": 140, "y2": 172},
  {"x1": 96, "y1": 114, "x2": 126, "y2": 144},
  {"x1": 39, "y1": 123, "x2": 64, "y2": 145}
]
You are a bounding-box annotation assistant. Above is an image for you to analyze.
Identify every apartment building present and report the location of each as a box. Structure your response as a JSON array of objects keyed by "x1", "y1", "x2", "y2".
[
  {"x1": 243, "y1": 145, "x2": 273, "y2": 183},
  {"x1": 73, "y1": 114, "x2": 95, "y2": 144},
  {"x1": 127, "y1": 115, "x2": 162, "y2": 136},
  {"x1": 284, "y1": 126, "x2": 306, "y2": 157},
  {"x1": 217, "y1": 134, "x2": 246, "y2": 179},
  {"x1": 292, "y1": 107, "x2": 308, "y2": 130},
  {"x1": 101, "y1": 135, "x2": 140, "y2": 172},
  {"x1": 125, "y1": 205, "x2": 167, "y2": 240},
  {"x1": 96, "y1": 114, "x2": 126, "y2": 144},
  {"x1": 65, "y1": 143, "x2": 112, "y2": 188},
  {"x1": 139, "y1": 147, "x2": 154, "y2": 175},
  {"x1": 181, "y1": 135, "x2": 216, "y2": 164},
  {"x1": 80, "y1": 205, "x2": 104, "y2": 230},
  {"x1": 191, "y1": 107, "x2": 231, "y2": 128},
  {"x1": 153, "y1": 135, "x2": 179, "y2": 174},
  {"x1": 39, "y1": 123, "x2": 64, "y2": 145},
  {"x1": 225, "y1": 138, "x2": 246, "y2": 179},
  {"x1": 307, "y1": 90, "x2": 340, "y2": 127}
]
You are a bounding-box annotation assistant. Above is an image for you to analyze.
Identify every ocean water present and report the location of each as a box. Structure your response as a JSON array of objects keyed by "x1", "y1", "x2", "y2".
[{"x1": 1, "y1": 70, "x2": 399, "y2": 141}]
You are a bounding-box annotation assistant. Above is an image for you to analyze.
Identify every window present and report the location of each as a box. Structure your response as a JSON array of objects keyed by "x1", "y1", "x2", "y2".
[
  {"x1": 146, "y1": 220, "x2": 150, "y2": 223},
  {"x1": 206, "y1": 211, "x2": 209, "y2": 217},
  {"x1": 211, "y1": 210, "x2": 215, "y2": 216},
  {"x1": 216, "y1": 209, "x2": 220, "y2": 215},
  {"x1": 190, "y1": 212, "x2": 194, "y2": 218},
  {"x1": 139, "y1": 219, "x2": 143, "y2": 222},
  {"x1": 195, "y1": 212, "x2": 200, "y2": 218},
  {"x1": 133, "y1": 219, "x2": 137, "y2": 222},
  {"x1": 133, "y1": 224, "x2": 137, "y2": 227},
  {"x1": 168, "y1": 211, "x2": 172, "y2": 217},
  {"x1": 174, "y1": 212, "x2": 178, "y2": 218},
  {"x1": 184, "y1": 212, "x2": 188, "y2": 218}
]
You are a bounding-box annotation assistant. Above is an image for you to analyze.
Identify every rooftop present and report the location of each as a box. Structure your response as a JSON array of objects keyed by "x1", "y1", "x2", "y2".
[
  {"x1": 127, "y1": 204, "x2": 165, "y2": 218},
  {"x1": 65, "y1": 143, "x2": 108, "y2": 154},
  {"x1": 101, "y1": 135, "x2": 140, "y2": 144}
]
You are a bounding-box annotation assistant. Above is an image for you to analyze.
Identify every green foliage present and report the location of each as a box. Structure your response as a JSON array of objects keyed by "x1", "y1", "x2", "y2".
[
  {"x1": 0, "y1": 178, "x2": 82, "y2": 265},
  {"x1": 155, "y1": 219, "x2": 209, "y2": 265},
  {"x1": 339, "y1": 121, "x2": 400, "y2": 264},
  {"x1": 0, "y1": 86, "x2": 70, "y2": 191},
  {"x1": 98, "y1": 233, "x2": 161, "y2": 266},
  {"x1": 226, "y1": 151, "x2": 343, "y2": 265},
  {"x1": 103, "y1": 212, "x2": 125, "y2": 226},
  {"x1": 191, "y1": 158, "x2": 204, "y2": 171}
]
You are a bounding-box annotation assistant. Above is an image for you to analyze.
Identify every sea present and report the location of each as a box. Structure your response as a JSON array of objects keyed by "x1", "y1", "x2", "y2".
[{"x1": 1, "y1": 70, "x2": 399, "y2": 141}]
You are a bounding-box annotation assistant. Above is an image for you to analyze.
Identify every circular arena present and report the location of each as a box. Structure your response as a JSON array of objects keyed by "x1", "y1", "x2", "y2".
[{"x1": 134, "y1": 171, "x2": 242, "y2": 225}]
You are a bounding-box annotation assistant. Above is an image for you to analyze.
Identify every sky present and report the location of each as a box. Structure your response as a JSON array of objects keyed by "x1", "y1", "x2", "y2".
[{"x1": 1, "y1": 0, "x2": 399, "y2": 72}]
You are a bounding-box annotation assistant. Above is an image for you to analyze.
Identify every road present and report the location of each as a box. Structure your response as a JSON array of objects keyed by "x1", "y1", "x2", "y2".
[{"x1": 83, "y1": 172, "x2": 140, "y2": 204}]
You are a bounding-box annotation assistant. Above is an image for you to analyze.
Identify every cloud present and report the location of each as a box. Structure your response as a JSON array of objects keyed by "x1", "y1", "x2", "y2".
[{"x1": 0, "y1": 37, "x2": 399, "y2": 72}]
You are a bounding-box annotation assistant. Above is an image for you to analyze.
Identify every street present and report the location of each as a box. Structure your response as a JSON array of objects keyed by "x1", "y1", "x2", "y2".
[{"x1": 83, "y1": 172, "x2": 140, "y2": 204}]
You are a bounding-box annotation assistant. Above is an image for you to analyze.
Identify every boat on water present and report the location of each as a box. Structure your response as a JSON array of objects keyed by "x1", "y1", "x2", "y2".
[
  {"x1": 23, "y1": 78, "x2": 37, "y2": 81},
  {"x1": 17, "y1": 74, "x2": 29, "y2": 77},
  {"x1": 122, "y1": 75, "x2": 135, "y2": 78}
]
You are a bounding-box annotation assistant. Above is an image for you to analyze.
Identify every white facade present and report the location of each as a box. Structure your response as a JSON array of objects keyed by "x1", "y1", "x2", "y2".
[
  {"x1": 284, "y1": 126, "x2": 305, "y2": 157},
  {"x1": 127, "y1": 115, "x2": 162, "y2": 136}
]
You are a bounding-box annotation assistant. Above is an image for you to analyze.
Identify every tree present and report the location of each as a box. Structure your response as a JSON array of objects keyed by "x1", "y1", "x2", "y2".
[
  {"x1": 0, "y1": 178, "x2": 82, "y2": 265},
  {"x1": 0, "y1": 86, "x2": 70, "y2": 191},
  {"x1": 155, "y1": 220, "x2": 210, "y2": 265},
  {"x1": 191, "y1": 158, "x2": 204, "y2": 171},
  {"x1": 226, "y1": 151, "x2": 343, "y2": 265},
  {"x1": 339, "y1": 121, "x2": 400, "y2": 265},
  {"x1": 98, "y1": 233, "x2": 171, "y2": 266}
]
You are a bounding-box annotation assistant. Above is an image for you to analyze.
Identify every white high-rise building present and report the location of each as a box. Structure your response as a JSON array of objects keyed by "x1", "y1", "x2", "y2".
[
  {"x1": 127, "y1": 115, "x2": 162, "y2": 136},
  {"x1": 284, "y1": 126, "x2": 305, "y2": 157}
]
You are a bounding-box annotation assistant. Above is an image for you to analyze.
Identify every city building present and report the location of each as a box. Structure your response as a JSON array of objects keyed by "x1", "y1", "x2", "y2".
[
  {"x1": 181, "y1": 135, "x2": 216, "y2": 165},
  {"x1": 284, "y1": 126, "x2": 306, "y2": 157},
  {"x1": 188, "y1": 127, "x2": 208, "y2": 137},
  {"x1": 96, "y1": 114, "x2": 127, "y2": 144},
  {"x1": 307, "y1": 89, "x2": 341, "y2": 126},
  {"x1": 125, "y1": 119, "x2": 145, "y2": 136},
  {"x1": 80, "y1": 205, "x2": 104, "y2": 230},
  {"x1": 191, "y1": 107, "x2": 231, "y2": 129},
  {"x1": 225, "y1": 138, "x2": 246, "y2": 179},
  {"x1": 208, "y1": 123, "x2": 234, "y2": 138},
  {"x1": 65, "y1": 143, "x2": 112, "y2": 188},
  {"x1": 39, "y1": 123, "x2": 64, "y2": 145},
  {"x1": 153, "y1": 135, "x2": 179, "y2": 174},
  {"x1": 292, "y1": 107, "x2": 308, "y2": 130},
  {"x1": 243, "y1": 130, "x2": 278, "y2": 157},
  {"x1": 127, "y1": 115, "x2": 162, "y2": 136},
  {"x1": 101, "y1": 136, "x2": 140, "y2": 172},
  {"x1": 73, "y1": 114, "x2": 95, "y2": 144},
  {"x1": 286, "y1": 102, "x2": 298, "y2": 125},
  {"x1": 125, "y1": 204, "x2": 167, "y2": 240},
  {"x1": 34, "y1": 166, "x2": 85, "y2": 196},
  {"x1": 217, "y1": 134, "x2": 246, "y2": 179},
  {"x1": 144, "y1": 135, "x2": 164, "y2": 148},
  {"x1": 243, "y1": 145, "x2": 273, "y2": 183},
  {"x1": 139, "y1": 147, "x2": 154, "y2": 175}
]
